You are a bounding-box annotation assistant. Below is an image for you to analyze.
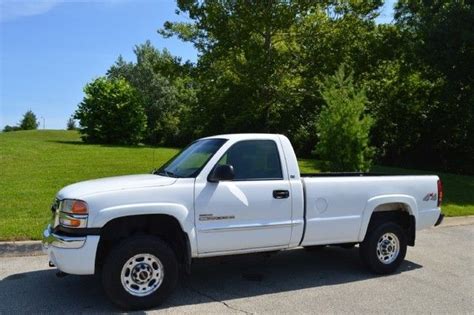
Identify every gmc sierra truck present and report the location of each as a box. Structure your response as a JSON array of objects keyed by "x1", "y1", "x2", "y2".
[{"x1": 43, "y1": 133, "x2": 444, "y2": 310}]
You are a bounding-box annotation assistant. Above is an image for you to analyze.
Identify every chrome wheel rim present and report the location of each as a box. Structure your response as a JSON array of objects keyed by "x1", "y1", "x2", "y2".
[
  {"x1": 376, "y1": 233, "x2": 400, "y2": 264},
  {"x1": 121, "y1": 253, "x2": 164, "y2": 297}
]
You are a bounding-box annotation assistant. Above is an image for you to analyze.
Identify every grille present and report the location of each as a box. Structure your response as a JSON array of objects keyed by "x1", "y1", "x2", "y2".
[
  {"x1": 50, "y1": 198, "x2": 61, "y2": 228},
  {"x1": 51, "y1": 198, "x2": 60, "y2": 213}
]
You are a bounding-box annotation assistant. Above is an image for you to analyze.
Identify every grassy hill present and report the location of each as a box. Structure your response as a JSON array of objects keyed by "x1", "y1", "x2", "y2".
[{"x1": 1, "y1": 130, "x2": 473, "y2": 240}]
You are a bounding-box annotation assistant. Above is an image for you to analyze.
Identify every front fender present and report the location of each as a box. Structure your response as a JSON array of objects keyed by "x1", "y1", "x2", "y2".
[
  {"x1": 89, "y1": 202, "x2": 197, "y2": 255},
  {"x1": 358, "y1": 195, "x2": 418, "y2": 242}
]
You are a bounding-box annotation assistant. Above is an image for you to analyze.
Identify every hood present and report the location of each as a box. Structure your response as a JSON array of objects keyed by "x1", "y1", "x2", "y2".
[{"x1": 57, "y1": 174, "x2": 177, "y2": 199}]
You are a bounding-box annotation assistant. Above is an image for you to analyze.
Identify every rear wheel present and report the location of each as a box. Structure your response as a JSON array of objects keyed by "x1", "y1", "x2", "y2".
[
  {"x1": 359, "y1": 222, "x2": 407, "y2": 274},
  {"x1": 102, "y1": 236, "x2": 178, "y2": 310}
]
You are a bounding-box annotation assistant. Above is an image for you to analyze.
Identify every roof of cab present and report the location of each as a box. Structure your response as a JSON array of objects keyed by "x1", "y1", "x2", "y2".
[{"x1": 201, "y1": 133, "x2": 283, "y2": 141}]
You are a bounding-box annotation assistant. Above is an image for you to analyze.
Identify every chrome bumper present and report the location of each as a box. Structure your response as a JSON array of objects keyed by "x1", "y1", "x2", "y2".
[{"x1": 42, "y1": 225, "x2": 86, "y2": 249}]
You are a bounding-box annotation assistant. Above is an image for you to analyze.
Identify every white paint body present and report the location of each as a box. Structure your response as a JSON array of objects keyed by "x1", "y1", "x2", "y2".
[{"x1": 43, "y1": 134, "x2": 441, "y2": 274}]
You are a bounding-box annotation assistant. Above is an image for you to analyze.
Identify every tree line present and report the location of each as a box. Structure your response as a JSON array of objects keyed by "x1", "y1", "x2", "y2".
[
  {"x1": 74, "y1": 0, "x2": 473, "y2": 174},
  {"x1": 3, "y1": 111, "x2": 78, "y2": 132}
]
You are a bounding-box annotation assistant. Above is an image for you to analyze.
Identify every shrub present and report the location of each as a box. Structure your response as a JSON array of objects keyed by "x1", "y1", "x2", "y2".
[
  {"x1": 66, "y1": 116, "x2": 77, "y2": 130},
  {"x1": 2, "y1": 125, "x2": 21, "y2": 132},
  {"x1": 315, "y1": 66, "x2": 374, "y2": 172},
  {"x1": 74, "y1": 77, "x2": 147, "y2": 145}
]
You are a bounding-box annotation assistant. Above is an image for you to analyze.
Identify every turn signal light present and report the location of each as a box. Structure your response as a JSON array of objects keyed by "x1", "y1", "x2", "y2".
[{"x1": 59, "y1": 217, "x2": 82, "y2": 227}]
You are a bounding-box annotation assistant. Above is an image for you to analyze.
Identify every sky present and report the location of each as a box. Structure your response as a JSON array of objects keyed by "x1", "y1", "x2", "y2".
[{"x1": 0, "y1": 0, "x2": 395, "y2": 130}]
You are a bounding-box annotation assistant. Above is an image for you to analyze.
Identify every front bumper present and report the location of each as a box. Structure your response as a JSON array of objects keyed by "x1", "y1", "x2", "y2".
[
  {"x1": 42, "y1": 225, "x2": 100, "y2": 275},
  {"x1": 43, "y1": 225, "x2": 86, "y2": 249}
]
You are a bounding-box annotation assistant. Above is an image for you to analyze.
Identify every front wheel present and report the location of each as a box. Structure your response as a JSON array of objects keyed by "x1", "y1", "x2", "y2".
[
  {"x1": 359, "y1": 222, "x2": 407, "y2": 274},
  {"x1": 102, "y1": 236, "x2": 179, "y2": 310}
]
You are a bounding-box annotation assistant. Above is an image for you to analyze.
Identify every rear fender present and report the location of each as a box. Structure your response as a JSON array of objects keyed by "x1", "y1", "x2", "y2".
[{"x1": 358, "y1": 195, "x2": 418, "y2": 242}]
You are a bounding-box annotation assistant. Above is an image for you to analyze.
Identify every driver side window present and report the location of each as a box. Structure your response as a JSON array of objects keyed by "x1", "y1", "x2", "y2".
[{"x1": 217, "y1": 140, "x2": 283, "y2": 180}]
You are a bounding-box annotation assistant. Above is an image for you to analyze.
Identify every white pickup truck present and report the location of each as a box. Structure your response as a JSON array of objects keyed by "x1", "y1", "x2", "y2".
[{"x1": 43, "y1": 133, "x2": 444, "y2": 310}]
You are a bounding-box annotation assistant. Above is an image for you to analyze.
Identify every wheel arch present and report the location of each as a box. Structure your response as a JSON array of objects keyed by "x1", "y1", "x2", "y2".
[
  {"x1": 90, "y1": 203, "x2": 192, "y2": 231},
  {"x1": 358, "y1": 195, "x2": 418, "y2": 245},
  {"x1": 95, "y1": 211, "x2": 193, "y2": 274}
]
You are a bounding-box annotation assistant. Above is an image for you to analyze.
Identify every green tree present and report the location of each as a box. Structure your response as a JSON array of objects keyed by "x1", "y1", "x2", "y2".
[
  {"x1": 393, "y1": 0, "x2": 474, "y2": 173},
  {"x1": 68, "y1": 0, "x2": 472, "y2": 174},
  {"x1": 160, "y1": 1, "x2": 311, "y2": 136},
  {"x1": 160, "y1": 0, "x2": 384, "y2": 154},
  {"x1": 107, "y1": 42, "x2": 197, "y2": 146},
  {"x1": 74, "y1": 77, "x2": 147, "y2": 145},
  {"x1": 19, "y1": 110, "x2": 39, "y2": 130},
  {"x1": 315, "y1": 66, "x2": 374, "y2": 172},
  {"x1": 66, "y1": 116, "x2": 77, "y2": 130}
]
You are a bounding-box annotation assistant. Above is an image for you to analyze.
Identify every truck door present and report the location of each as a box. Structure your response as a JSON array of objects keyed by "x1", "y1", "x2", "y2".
[{"x1": 194, "y1": 139, "x2": 293, "y2": 254}]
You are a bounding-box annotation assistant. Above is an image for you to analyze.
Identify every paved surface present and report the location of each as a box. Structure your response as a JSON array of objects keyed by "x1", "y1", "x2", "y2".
[{"x1": 1, "y1": 225, "x2": 473, "y2": 314}]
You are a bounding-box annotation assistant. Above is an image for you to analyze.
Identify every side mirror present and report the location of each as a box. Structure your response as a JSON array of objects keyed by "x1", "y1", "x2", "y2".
[{"x1": 208, "y1": 164, "x2": 235, "y2": 182}]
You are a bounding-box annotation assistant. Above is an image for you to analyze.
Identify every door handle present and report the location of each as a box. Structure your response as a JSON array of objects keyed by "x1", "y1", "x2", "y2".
[{"x1": 273, "y1": 190, "x2": 290, "y2": 199}]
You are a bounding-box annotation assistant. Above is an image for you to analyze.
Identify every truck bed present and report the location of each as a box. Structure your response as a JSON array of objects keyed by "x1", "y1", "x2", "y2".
[{"x1": 300, "y1": 174, "x2": 440, "y2": 246}]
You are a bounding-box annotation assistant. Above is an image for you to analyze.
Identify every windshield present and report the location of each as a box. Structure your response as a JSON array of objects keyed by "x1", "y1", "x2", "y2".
[{"x1": 155, "y1": 138, "x2": 227, "y2": 178}]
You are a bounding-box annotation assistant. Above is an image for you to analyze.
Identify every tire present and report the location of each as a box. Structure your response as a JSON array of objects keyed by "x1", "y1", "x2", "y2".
[
  {"x1": 359, "y1": 222, "x2": 407, "y2": 274},
  {"x1": 102, "y1": 235, "x2": 179, "y2": 310}
]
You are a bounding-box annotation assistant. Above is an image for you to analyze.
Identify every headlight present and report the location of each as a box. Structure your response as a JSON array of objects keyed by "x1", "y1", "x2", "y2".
[
  {"x1": 61, "y1": 199, "x2": 88, "y2": 214},
  {"x1": 59, "y1": 199, "x2": 88, "y2": 228}
]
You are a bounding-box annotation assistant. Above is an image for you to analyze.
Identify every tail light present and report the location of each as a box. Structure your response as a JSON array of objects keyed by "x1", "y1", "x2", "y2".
[{"x1": 437, "y1": 179, "x2": 443, "y2": 207}]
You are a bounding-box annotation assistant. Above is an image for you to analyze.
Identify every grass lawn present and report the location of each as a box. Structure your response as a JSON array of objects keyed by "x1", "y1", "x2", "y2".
[{"x1": 1, "y1": 130, "x2": 473, "y2": 241}]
